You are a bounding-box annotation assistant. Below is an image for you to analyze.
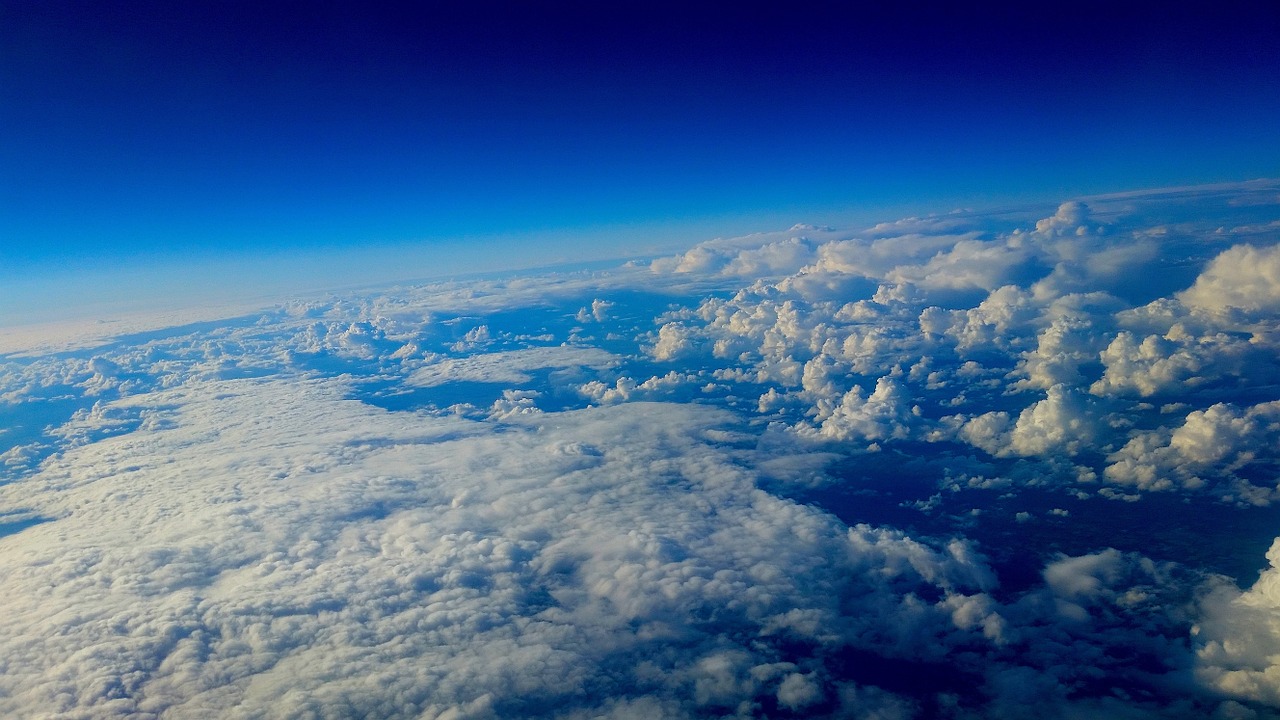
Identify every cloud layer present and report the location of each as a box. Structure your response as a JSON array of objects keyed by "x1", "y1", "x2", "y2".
[{"x1": 1, "y1": 181, "x2": 1279, "y2": 717}]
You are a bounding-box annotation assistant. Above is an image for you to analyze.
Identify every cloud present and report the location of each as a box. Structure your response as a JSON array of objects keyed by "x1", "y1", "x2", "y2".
[
  {"x1": 775, "y1": 671, "x2": 823, "y2": 710},
  {"x1": 801, "y1": 376, "x2": 917, "y2": 444},
  {"x1": 645, "y1": 322, "x2": 694, "y2": 362},
  {"x1": 960, "y1": 385, "x2": 1097, "y2": 458},
  {"x1": 4, "y1": 366, "x2": 1214, "y2": 717},
  {"x1": 0, "y1": 374, "x2": 1029, "y2": 717},
  {"x1": 1012, "y1": 311, "x2": 1111, "y2": 390},
  {"x1": 799, "y1": 230, "x2": 988, "y2": 297},
  {"x1": 406, "y1": 347, "x2": 619, "y2": 387},
  {"x1": 1089, "y1": 327, "x2": 1258, "y2": 399},
  {"x1": 1105, "y1": 401, "x2": 1280, "y2": 501},
  {"x1": 1197, "y1": 538, "x2": 1280, "y2": 706},
  {"x1": 926, "y1": 285, "x2": 1038, "y2": 353},
  {"x1": 3, "y1": 180, "x2": 1280, "y2": 717},
  {"x1": 885, "y1": 237, "x2": 1036, "y2": 294},
  {"x1": 577, "y1": 371, "x2": 695, "y2": 405},
  {"x1": 1179, "y1": 244, "x2": 1280, "y2": 316},
  {"x1": 574, "y1": 299, "x2": 614, "y2": 323},
  {"x1": 649, "y1": 225, "x2": 840, "y2": 278}
]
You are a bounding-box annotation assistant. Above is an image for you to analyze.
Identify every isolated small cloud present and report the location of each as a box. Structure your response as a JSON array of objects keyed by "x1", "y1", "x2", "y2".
[
  {"x1": 575, "y1": 298, "x2": 614, "y2": 323},
  {"x1": 1034, "y1": 201, "x2": 1092, "y2": 237}
]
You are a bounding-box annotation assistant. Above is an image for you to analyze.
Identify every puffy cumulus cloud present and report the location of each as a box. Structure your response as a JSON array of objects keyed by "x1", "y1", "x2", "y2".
[
  {"x1": 847, "y1": 201, "x2": 1142, "y2": 303},
  {"x1": 629, "y1": 187, "x2": 1278, "y2": 514},
  {"x1": 1043, "y1": 548, "x2": 1137, "y2": 605},
  {"x1": 1012, "y1": 311, "x2": 1111, "y2": 390},
  {"x1": 722, "y1": 236, "x2": 818, "y2": 278},
  {"x1": 1090, "y1": 328, "x2": 1258, "y2": 399},
  {"x1": 1005, "y1": 385, "x2": 1099, "y2": 456},
  {"x1": 778, "y1": 199, "x2": 1164, "y2": 316},
  {"x1": 1013, "y1": 198, "x2": 1146, "y2": 297},
  {"x1": 803, "y1": 231, "x2": 986, "y2": 282},
  {"x1": 1031, "y1": 237, "x2": 1159, "y2": 302},
  {"x1": 1033, "y1": 201, "x2": 1093, "y2": 237},
  {"x1": 922, "y1": 285, "x2": 1039, "y2": 353},
  {"x1": 291, "y1": 318, "x2": 403, "y2": 359},
  {"x1": 1020, "y1": 201, "x2": 1167, "y2": 302},
  {"x1": 693, "y1": 295, "x2": 838, "y2": 368},
  {"x1": 775, "y1": 671, "x2": 823, "y2": 710},
  {"x1": 1196, "y1": 539, "x2": 1280, "y2": 707},
  {"x1": 646, "y1": 322, "x2": 694, "y2": 361},
  {"x1": 801, "y1": 376, "x2": 918, "y2": 445},
  {"x1": 1179, "y1": 244, "x2": 1280, "y2": 317},
  {"x1": 884, "y1": 237, "x2": 1037, "y2": 294},
  {"x1": 488, "y1": 388, "x2": 543, "y2": 419},
  {"x1": 650, "y1": 200, "x2": 1139, "y2": 305},
  {"x1": 1093, "y1": 245, "x2": 1280, "y2": 402},
  {"x1": 959, "y1": 385, "x2": 1098, "y2": 458},
  {"x1": 577, "y1": 371, "x2": 696, "y2": 405},
  {"x1": 574, "y1": 298, "x2": 614, "y2": 323},
  {"x1": 845, "y1": 524, "x2": 998, "y2": 596},
  {"x1": 1105, "y1": 401, "x2": 1280, "y2": 502},
  {"x1": 649, "y1": 225, "x2": 840, "y2": 278}
]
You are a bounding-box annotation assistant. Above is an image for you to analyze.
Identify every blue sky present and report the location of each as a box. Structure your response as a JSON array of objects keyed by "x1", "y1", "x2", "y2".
[{"x1": 3, "y1": 2, "x2": 1279, "y2": 312}]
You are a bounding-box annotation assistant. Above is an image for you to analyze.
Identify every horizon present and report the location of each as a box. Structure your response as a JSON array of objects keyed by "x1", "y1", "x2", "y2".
[
  {"x1": 5, "y1": 177, "x2": 1278, "y2": 332},
  {"x1": 5, "y1": 3, "x2": 1279, "y2": 315}
]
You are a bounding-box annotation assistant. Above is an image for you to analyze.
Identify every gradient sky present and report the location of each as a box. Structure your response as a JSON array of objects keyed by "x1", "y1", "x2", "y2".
[{"x1": 3, "y1": 2, "x2": 1279, "y2": 312}]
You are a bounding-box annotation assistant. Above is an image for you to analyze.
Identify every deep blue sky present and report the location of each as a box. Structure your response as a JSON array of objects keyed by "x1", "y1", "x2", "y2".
[{"x1": 3, "y1": 1, "x2": 1279, "y2": 284}]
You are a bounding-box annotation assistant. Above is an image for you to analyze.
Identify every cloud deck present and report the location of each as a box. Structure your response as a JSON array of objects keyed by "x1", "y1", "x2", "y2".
[{"x1": 1, "y1": 182, "x2": 1279, "y2": 717}]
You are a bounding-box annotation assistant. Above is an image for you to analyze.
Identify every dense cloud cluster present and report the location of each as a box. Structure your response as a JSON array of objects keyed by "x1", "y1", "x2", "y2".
[
  {"x1": 642, "y1": 184, "x2": 1280, "y2": 506},
  {"x1": 1, "y1": 182, "x2": 1279, "y2": 717}
]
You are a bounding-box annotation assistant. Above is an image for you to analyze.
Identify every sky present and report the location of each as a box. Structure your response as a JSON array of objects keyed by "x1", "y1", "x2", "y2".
[{"x1": 3, "y1": 1, "x2": 1279, "y2": 314}]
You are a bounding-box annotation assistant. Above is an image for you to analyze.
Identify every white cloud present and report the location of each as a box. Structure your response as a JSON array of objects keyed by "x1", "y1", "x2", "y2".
[
  {"x1": 1197, "y1": 539, "x2": 1280, "y2": 706},
  {"x1": 1179, "y1": 244, "x2": 1280, "y2": 316},
  {"x1": 577, "y1": 371, "x2": 695, "y2": 405},
  {"x1": 804, "y1": 231, "x2": 985, "y2": 284},
  {"x1": 1013, "y1": 312, "x2": 1109, "y2": 390},
  {"x1": 1089, "y1": 329, "x2": 1254, "y2": 398},
  {"x1": 0, "y1": 374, "x2": 1028, "y2": 717},
  {"x1": 406, "y1": 347, "x2": 619, "y2": 387},
  {"x1": 929, "y1": 285, "x2": 1038, "y2": 353},
  {"x1": 803, "y1": 376, "x2": 917, "y2": 444},
  {"x1": 960, "y1": 385, "x2": 1097, "y2": 458},
  {"x1": 646, "y1": 323, "x2": 693, "y2": 361},
  {"x1": 574, "y1": 298, "x2": 614, "y2": 323},
  {"x1": 885, "y1": 238, "x2": 1033, "y2": 293},
  {"x1": 1033, "y1": 201, "x2": 1092, "y2": 237},
  {"x1": 775, "y1": 671, "x2": 822, "y2": 710},
  {"x1": 1105, "y1": 401, "x2": 1280, "y2": 500},
  {"x1": 3, "y1": 180, "x2": 1280, "y2": 717},
  {"x1": 649, "y1": 225, "x2": 842, "y2": 278}
]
